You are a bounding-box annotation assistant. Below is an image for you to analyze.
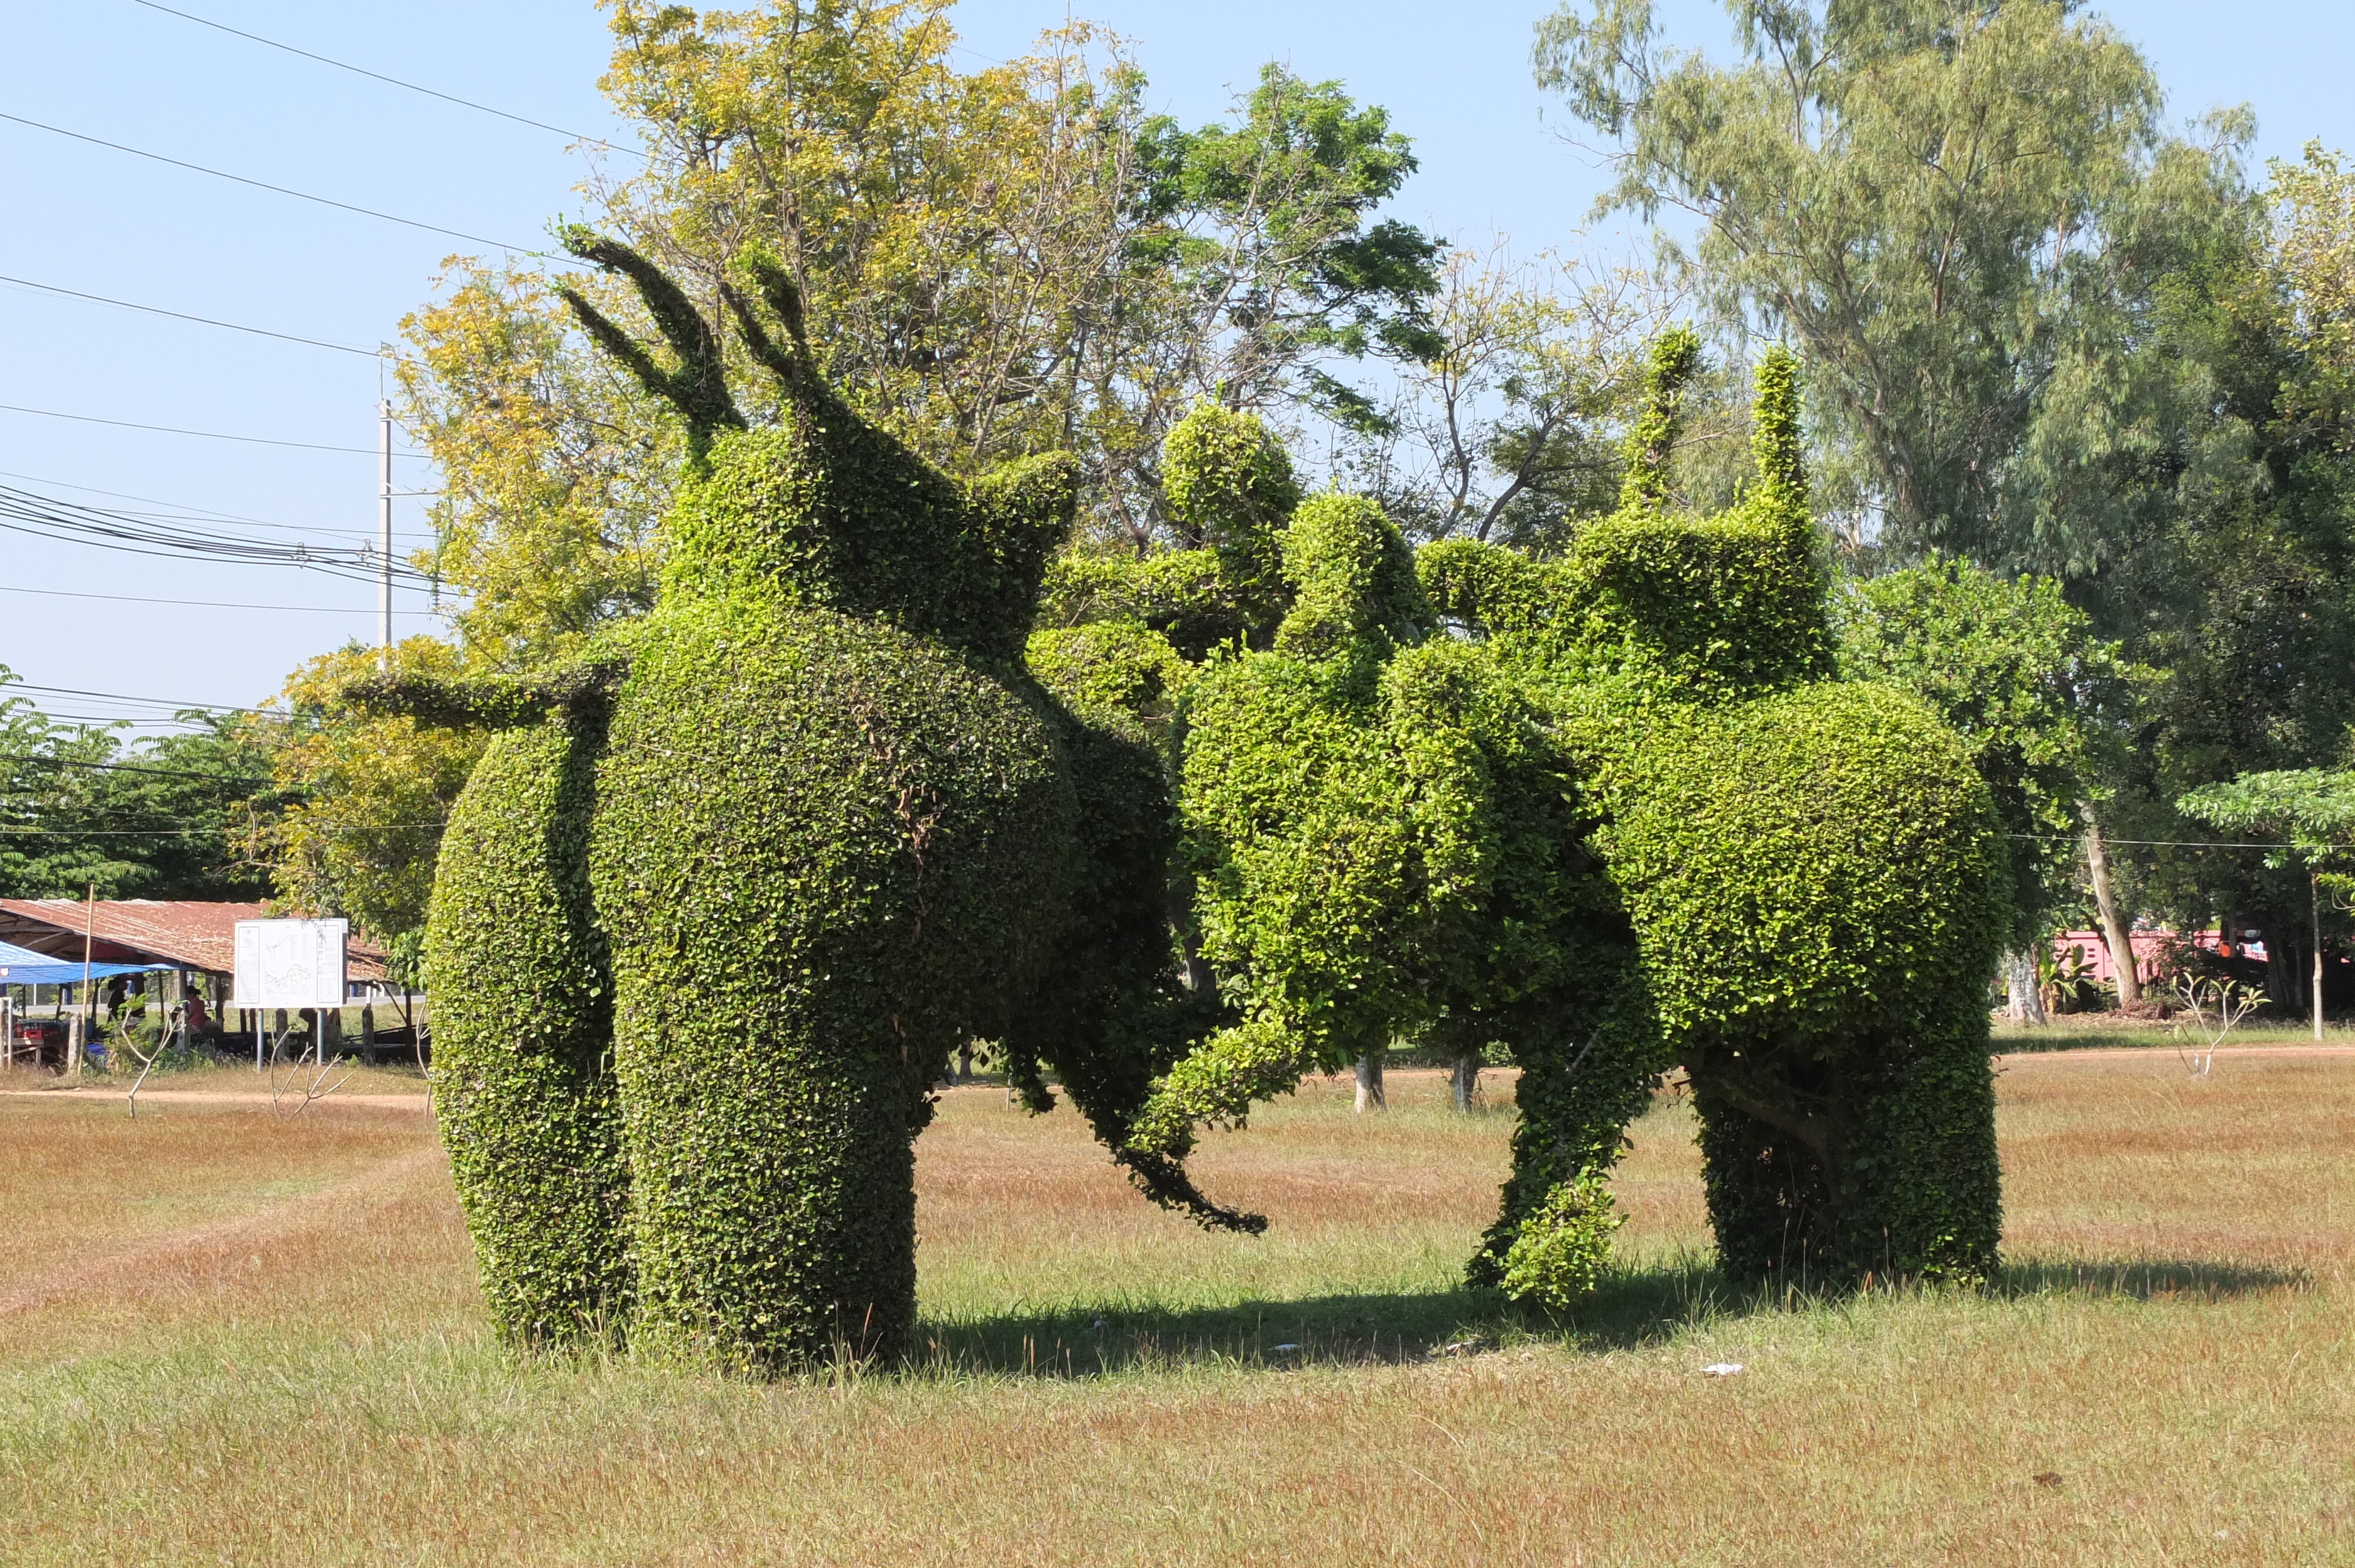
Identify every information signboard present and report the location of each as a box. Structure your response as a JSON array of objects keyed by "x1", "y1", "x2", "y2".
[{"x1": 232, "y1": 918, "x2": 349, "y2": 1010}]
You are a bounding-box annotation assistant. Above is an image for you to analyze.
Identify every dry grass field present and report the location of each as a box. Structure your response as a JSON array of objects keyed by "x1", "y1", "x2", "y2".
[{"x1": 1, "y1": 1048, "x2": 2350, "y2": 1566}]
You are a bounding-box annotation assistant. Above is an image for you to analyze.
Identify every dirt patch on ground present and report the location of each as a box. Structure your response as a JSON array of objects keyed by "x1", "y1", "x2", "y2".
[
  {"x1": 0, "y1": 1142, "x2": 445, "y2": 1322},
  {"x1": 0, "y1": 1087, "x2": 432, "y2": 1109}
]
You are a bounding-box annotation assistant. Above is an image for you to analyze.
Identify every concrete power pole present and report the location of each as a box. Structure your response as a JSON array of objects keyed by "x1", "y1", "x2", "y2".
[{"x1": 378, "y1": 398, "x2": 394, "y2": 671}]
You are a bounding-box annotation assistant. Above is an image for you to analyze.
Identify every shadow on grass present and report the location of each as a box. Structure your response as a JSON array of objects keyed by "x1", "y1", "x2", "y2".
[
  {"x1": 907, "y1": 1254, "x2": 2306, "y2": 1379},
  {"x1": 1992, "y1": 1257, "x2": 2306, "y2": 1303}
]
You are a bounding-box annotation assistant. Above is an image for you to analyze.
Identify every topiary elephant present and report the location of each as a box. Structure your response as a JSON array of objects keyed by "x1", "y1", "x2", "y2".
[
  {"x1": 1071, "y1": 334, "x2": 2011, "y2": 1300},
  {"x1": 373, "y1": 234, "x2": 1242, "y2": 1370}
]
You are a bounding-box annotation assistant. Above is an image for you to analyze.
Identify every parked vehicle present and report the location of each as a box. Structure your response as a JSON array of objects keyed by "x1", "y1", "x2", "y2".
[{"x1": 8, "y1": 1017, "x2": 69, "y2": 1069}]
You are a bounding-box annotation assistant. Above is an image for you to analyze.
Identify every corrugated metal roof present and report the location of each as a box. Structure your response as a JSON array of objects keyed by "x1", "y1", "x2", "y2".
[{"x1": 0, "y1": 900, "x2": 388, "y2": 981}]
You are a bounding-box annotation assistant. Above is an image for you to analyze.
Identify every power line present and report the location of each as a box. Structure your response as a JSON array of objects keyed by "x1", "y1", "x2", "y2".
[
  {"x1": 0, "y1": 469, "x2": 434, "y2": 543},
  {"x1": 0, "y1": 822, "x2": 445, "y2": 837},
  {"x1": 0, "y1": 400, "x2": 429, "y2": 457},
  {"x1": 0, "y1": 272, "x2": 381, "y2": 358},
  {"x1": 0, "y1": 482, "x2": 434, "y2": 588},
  {"x1": 0, "y1": 109, "x2": 544, "y2": 255},
  {"x1": 0, "y1": 583, "x2": 443, "y2": 616},
  {"x1": 130, "y1": 0, "x2": 650, "y2": 164},
  {"x1": 0, "y1": 752, "x2": 267, "y2": 785},
  {"x1": 24, "y1": 714, "x2": 220, "y2": 731},
  {"x1": 4, "y1": 682, "x2": 257, "y2": 715},
  {"x1": 2008, "y1": 832, "x2": 2306, "y2": 852}
]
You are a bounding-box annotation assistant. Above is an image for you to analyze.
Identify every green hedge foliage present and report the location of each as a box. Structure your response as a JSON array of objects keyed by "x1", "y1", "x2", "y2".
[
  {"x1": 1093, "y1": 337, "x2": 2009, "y2": 1302},
  {"x1": 424, "y1": 706, "x2": 631, "y2": 1347},
  {"x1": 413, "y1": 253, "x2": 2009, "y2": 1361},
  {"x1": 592, "y1": 599, "x2": 1076, "y2": 1365},
  {"x1": 413, "y1": 236, "x2": 1205, "y2": 1370},
  {"x1": 1597, "y1": 682, "x2": 2007, "y2": 1281}
]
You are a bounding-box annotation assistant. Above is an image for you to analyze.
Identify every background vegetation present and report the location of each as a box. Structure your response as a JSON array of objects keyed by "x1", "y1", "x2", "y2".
[{"x1": 9, "y1": 0, "x2": 2355, "y2": 1032}]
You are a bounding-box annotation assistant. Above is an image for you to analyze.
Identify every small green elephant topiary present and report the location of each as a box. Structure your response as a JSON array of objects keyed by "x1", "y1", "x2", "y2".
[{"x1": 1095, "y1": 334, "x2": 2009, "y2": 1300}]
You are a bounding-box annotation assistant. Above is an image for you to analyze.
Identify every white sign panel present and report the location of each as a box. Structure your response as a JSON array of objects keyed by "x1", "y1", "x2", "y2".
[{"x1": 233, "y1": 918, "x2": 349, "y2": 1009}]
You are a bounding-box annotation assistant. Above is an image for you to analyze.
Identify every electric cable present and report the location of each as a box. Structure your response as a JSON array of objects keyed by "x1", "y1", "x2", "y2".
[
  {"x1": 0, "y1": 482, "x2": 434, "y2": 587},
  {"x1": 0, "y1": 109, "x2": 545, "y2": 255},
  {"x1": 0, "y1": 400, "x2": 428, "y2": 457},
  {"x1": 0, "y1": 469, "x2": 435, "y2": 543},
  {"x1": 0, "y1": 752, "x2": 268, "y2": 785},
  {"x1": 22, "y1": 821, "x2": 445, "y2": 834},
  {"x1": 128, "y1": 0, "x2": 651, "y2": 164},
  {"x1": 2006, "y1": 832, "x2": 2310, "y2": 851},
  {"x1": 0, "y1": 272, "x2": 382, "y2": 358},
  {"x1": 17, "y1": 715, "x2": 223, "y2": 731},
  {"x1": 4, "y1": 683, "x2": 257, "y2": 715},
  {"x1": 0, "y1": 582, "x2": 442, "y2": 615}
]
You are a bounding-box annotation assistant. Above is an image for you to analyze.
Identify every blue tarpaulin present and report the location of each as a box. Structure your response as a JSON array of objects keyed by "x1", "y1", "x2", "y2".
[{"x1": 0, "y1": 938, "x2": 166, "y2": 988}]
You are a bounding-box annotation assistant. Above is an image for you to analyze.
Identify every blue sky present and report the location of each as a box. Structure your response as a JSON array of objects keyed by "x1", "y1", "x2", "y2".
[{"x1": 2, "y1": 0, "x2": 2349, "y2": 723}]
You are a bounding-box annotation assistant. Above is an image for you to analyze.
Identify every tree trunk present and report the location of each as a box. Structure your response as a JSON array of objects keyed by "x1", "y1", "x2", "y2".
[
  {"x1": 2082, "y1": 810, "x2": 2141, "y2": 1008},
  {"x1": 2313, "y1": 871, "x2": 2326, "y2": 1042},
  {"x1": 1450, "y1": 1050, "x2": 1480, "y2": 1112},
  {"x1": 2002, "y1": 948, "x2": 2047, "y2": 1025},
  {"x1": 1354, "y1": 1049, "x2": 1386, "y2": 1114}
]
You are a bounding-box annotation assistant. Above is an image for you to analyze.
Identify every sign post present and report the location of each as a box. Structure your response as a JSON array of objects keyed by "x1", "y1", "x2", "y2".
[{"x1": 233, "y1": 919, "x2": 349, "y2": 1072}]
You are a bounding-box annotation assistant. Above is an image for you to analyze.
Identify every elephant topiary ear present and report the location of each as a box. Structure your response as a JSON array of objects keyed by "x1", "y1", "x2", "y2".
[
  {"x1": 1163, "y1": 402, "x2": 1300, "y2": 590},
  {"x1": 719, "y1": 240, "x2": 820, "y2": 403},
  {"x1": 556, "y1": 227, "x2": 745, "y2": 460}
]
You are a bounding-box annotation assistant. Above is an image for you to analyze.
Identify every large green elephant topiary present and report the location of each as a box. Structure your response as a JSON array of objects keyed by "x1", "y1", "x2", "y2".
[{"x1": 388, "y1": 235, "x2": 1240, "y2": 1368}]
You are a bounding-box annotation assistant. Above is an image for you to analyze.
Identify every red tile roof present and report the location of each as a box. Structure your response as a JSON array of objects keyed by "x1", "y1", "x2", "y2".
[{"x1": 0, "y1": 900, "x2": 387, "y2": 981}]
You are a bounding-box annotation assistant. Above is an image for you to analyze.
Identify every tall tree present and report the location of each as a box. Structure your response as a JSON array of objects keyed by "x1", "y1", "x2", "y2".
[
  {"x1": 237, "y1": 640, "x2": 486, "y2": 951},
  {"x1": 397, "y1": 265, "x2": 676, "y2": 669},
  {"x1": 1836, "y1": 559, "x2": 2138, "y2": 1009},
  {"x1": 591, "y1": 4, "x2": 1442, "y2": 543},
  {"x1": 1532, "y1": 0, "x2": 2250, "y2": 570},
  {"x1": 396, "y1": 8, "x2": 1446, "y2": 647},
  {"x1": 2070, "y1": 147, "x2": 2355, "y2": 1009}
]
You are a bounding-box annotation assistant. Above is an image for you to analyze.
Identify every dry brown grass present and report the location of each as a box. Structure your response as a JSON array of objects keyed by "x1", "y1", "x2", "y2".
[{"x1": 1, "y1": 1055, "x2": 2349, "y2": 1566}]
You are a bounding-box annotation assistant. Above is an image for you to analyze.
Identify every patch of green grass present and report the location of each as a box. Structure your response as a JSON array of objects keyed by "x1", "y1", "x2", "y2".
[{"x1": 1, "y1": 1061, "x2": 2350, "y2": 1564}]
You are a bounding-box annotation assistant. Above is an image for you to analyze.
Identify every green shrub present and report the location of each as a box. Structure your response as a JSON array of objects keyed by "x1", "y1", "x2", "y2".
[
  {"x1": 1144, "y1": 338, "x2": 2008, "y2": 1295},
  {"x1": 407, "y1": 235, "x2": 1206, "y2": 1370},
  {"x1": 1499, "y1": 1172, "x2": 1626, "y2": 1310},
  {"x1": 426, "y1": 707, "x2": 632, "y2": 1348}
]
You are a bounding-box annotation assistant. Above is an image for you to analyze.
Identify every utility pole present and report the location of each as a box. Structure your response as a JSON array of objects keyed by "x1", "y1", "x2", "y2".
[
  {"x1": 71, "y1": 880, "x2": 94, "y2": 1079},
  {"x1": 378, "y1": 398, "x2": 394, "y2": 670}
]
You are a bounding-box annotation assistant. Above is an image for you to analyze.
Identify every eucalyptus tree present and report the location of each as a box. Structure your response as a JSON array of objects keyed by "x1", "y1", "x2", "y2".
[{"x1": 1530, "y1": 0, "x2": 2251, "y2": 573}]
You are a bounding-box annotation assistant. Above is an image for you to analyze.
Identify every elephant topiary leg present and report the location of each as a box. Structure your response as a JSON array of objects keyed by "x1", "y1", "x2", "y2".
[
  {"x1": 426, "y1": 712, "x2": 632, "y2": 1347},
  {"x1": 1834, "y1": 1022, "x2": 2002, "y2": 1283},
  {"x1": 1470, "y1": 988, "x2": 1663, "y2": 1293},
  {"x1": 1694, "y1": 1014, "x2": 2000, "y2": 1287},
  {"x1": 608, "y1": 987, "x2": 924, "y2": 1369},
  {"x1": 592, "y1": 609, "x2": 1076, "y2": 1372},
  {"x1": 1691, "y1": 1081, "x2": 1837, "y2": 1286}
]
